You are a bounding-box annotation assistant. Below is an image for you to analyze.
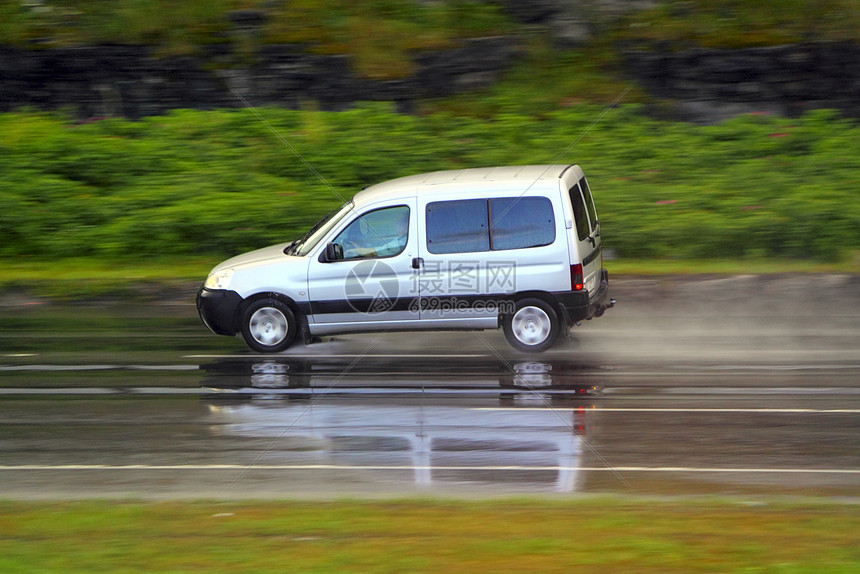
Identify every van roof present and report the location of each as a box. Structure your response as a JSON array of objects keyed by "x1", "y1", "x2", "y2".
[{"x1": 353, "y1": 165, "x2": 580, "y2": 205}]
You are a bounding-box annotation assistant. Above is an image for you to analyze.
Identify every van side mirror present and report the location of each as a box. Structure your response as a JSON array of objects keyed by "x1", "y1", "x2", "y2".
[{"x1": 324, "y1": 242, "x2": 343, "y2": 262}]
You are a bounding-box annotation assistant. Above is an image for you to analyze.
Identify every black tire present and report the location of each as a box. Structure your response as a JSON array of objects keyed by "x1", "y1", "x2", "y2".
[
  {"x1": 502, "y1": 297, "x2": 561, "y2": 353},
  {"x1": 240, "y1": 298, "x2": 298, "y2": 353}
]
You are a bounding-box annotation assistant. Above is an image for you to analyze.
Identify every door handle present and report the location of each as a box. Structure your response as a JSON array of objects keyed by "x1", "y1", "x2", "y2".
[{"x1": 412, "y1": 257, "x2": 424, "y2": 270}]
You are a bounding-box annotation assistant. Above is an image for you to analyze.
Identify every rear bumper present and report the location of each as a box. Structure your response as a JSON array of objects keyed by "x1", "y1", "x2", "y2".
[
  {"x1": 552, "y1": 269, "x2": 613, "y2": 326},
  {"x1": 197, "y1": 287, "x2": 243, "y2": 336}
]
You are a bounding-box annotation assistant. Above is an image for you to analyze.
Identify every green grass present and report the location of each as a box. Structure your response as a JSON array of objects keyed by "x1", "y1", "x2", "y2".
[
  {"x1": 616, "y1": 0, "x2": 860, "y2": 48},
  {"x1": 604, "y1": 257, "x2": 860, "y2": 276},
  {"x1": 2, "y1": 256, "x2": 217, "y2": 282},
  {"x1": 0, "y1": 499, "x2": 858, "y2": 573},
  {"x1": 0, "y1": 257, "x2": 215, "y2": 299}
]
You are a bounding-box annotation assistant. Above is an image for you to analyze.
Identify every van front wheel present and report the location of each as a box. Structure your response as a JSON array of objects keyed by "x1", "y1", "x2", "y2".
[
  {"x1": 503, "y1": 298, "x2": 560, "y2": 353},
  {"x1": 240, "y1": 299, "x2": 297, "y2": 353}
]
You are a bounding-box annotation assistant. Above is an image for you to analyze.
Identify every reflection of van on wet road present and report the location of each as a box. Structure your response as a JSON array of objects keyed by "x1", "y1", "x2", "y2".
[
  {"x1": 205, "y1": 399, "x2": 588, "y2": 492},
  {"x1": 199, "y1": 355, "x2": 602, "y2": 394},
  {"x1": 198, "y1": 165, "x2": 614, "y2": 353}
]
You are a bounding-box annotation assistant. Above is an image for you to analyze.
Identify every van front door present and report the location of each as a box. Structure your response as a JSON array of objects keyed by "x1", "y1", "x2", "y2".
[{"x1": 307, "y1": 200, "x2": 421, "y2": 327}]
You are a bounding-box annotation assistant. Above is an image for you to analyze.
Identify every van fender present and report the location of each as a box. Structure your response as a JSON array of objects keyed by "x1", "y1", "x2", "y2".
[
  {"x1": 237, "y1": 291, "x2": 302, "y2": 322},
  {"x1": 504, "y1": 291, "x2": 569, "y2": 328}
]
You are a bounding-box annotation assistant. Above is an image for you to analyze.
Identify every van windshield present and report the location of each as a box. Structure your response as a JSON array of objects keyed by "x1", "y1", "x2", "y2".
[{"x1": 287, "y1": 201, "x2": 354, "y2": 257}]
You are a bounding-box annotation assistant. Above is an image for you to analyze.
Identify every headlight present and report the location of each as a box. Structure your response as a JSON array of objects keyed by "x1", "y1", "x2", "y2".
[{"x1": 204, "y1": 269, "x2": 234, "y2": 290}]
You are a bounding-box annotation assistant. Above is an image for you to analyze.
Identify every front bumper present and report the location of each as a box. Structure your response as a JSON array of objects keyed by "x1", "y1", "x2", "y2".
[
  {"x1": 197, "y1": 287, "x2": 243, "y2": 336},
  {"x1": 553, "y1": 269, "x2": 613, "y2": 326}
]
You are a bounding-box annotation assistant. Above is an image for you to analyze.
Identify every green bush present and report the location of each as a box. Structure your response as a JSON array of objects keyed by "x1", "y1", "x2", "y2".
[{"x1": 1, "y1": 106, "x2": 858, "y2": 262}]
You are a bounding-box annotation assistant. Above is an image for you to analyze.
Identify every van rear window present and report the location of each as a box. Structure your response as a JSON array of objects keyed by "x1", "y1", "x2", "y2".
[
  {"x1": 569, "y1": 184, "x2": 590, "y2": 241},
  {"x1": 580, "y1": 177, "x2": 598, "y2": 229},
  {"x1": 426, "y1": 197, "x2": 555, "y2": 254}
]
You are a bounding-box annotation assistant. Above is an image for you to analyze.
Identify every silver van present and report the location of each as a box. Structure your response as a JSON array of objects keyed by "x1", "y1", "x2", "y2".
[{"x1": 197, "y1": 165, "x2": 613, "y2": 353}]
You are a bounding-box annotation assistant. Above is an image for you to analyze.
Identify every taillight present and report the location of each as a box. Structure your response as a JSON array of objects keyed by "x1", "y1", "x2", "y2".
[{"x1": 570, "y1": 263, "x2": 584, "y2": 291}]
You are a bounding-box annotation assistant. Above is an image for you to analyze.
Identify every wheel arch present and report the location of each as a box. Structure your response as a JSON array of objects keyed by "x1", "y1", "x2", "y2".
[
  {"x1": 235, "y1": 292, "x2": 301, "y2": 330},
  {"x1": 506, "y1": 290, "x2": 567, "y2": 324}
]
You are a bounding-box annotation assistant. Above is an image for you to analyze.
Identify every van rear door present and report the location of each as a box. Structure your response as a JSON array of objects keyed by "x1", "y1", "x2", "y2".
[{"x1": 566, "y1": 176, "x2": 601, "y2": 295}]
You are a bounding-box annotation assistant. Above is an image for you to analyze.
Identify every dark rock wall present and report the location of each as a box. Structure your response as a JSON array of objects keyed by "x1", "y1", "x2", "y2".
[
  {"x1": 0, "y1": 37, "x2": 519, "y2": 119},
  {"x1": 1, "y1": 33, "x2": 857, "y2": 123},
  {"x1": 625, "y1": 43, "x2": 860, "y2": 122}
]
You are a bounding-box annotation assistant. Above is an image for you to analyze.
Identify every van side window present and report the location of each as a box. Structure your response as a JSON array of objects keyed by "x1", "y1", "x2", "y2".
[
  {"x1": 489, "y1": 197, "x2": 555, "y2": 250},
  {"x1": 569, "y1": 184, "x2": 591, "y2": 241},
  {"x1": 427, "y1": 197, "x2": 556, "y2": 254},
  {"x1": 333, "y1": 205, "x2": 410, "y2": 260},
  {"x1": 580, "y1": 177, "x2": 598, "y2": 229},
  {"x1": 426, "y1": 199, "x2": 490, "y2": 254}
]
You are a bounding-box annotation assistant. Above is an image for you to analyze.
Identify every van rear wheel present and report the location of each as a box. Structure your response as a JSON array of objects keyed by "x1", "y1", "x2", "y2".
[
  {"x1": 240, "y1": 299, "x2": 297, "y2": 353},
  {"x1": 503, "y1": 298, "x2": 560, "y2": 353}
]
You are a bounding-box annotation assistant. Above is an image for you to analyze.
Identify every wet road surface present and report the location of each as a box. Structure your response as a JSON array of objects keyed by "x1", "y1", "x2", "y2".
[{"x1": 1, "y1": 275, "x2": 859, "y2": 499}]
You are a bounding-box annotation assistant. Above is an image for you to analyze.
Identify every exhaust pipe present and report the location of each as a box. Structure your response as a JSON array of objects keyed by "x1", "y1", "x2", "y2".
[{"x1": 593, "y1": 298, "x2": 615, "y2": 318}]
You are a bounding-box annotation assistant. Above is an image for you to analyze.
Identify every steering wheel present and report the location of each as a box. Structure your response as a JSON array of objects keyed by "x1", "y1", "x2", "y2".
[{"x1": 340, "y1": 239, "x2": 362, "y2": 258}]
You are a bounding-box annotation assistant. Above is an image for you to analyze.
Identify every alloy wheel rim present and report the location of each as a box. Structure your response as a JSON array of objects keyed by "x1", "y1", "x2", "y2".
[
  {"x1": 249, "y1": 307, "x2": 288, "y2": 346},
  {"x1": 511, "y1": 306, "x2": 551, "y2": 346}
]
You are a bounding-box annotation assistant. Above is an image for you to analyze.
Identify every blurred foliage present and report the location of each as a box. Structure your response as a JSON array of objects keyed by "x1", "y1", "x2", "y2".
[
  {"x1": 0, "y1": 0, "x2": 513, "y2": 74},
  {"x1": 263, "y1": 0, "x2": 513, "y2": 79},
  {"x1": 0, "y1": 0, "x2": 252, "y2": 54},
  {"x1": 616, "y1": 0, "x2": 860, "y2": 48},
  {"x1": 418, "y1": 35, "x2": 642, "y2": 117},
  {"x1": 4, "y1": 1, "x2": 858, "y2": 78},
  {"x1": 1, "y1": 106, "x2": 858, "y2": 263}
]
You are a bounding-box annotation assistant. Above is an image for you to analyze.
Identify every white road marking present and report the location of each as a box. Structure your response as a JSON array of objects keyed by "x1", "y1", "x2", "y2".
[
  {"x1": 691, "y1": 364, "x2": 860, "y2": 371},
  {"x1": 657, "y1": 387, "x2": 860, "y2": 395},
  {"x1": 0, "y1": 387, "x2": 858, "y2": 399},
  {"x1": 0, "y1": 365, "x2": 118, "y2": 371},
  {"x1": 0, "y1": 388, "x2": 572, "y2": 397},
  {"x1": 4, "y1": 364, "x2": 858, "y2": 378},
  {"x1": 0, "y1": 365, "x2": 199, "y2": 372},
  {"x1": 0, "y1": 388, "x2": 118, "y2": 395},
  {"x1": 183, "y1": 354, "x2": 493, "y2": 359},
  {"x1": 474, "y1": 407, "x2": 860, "y2": 414},
  {"x1": 0, "y1": 464, "x2": 858, "y2": 474}
]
